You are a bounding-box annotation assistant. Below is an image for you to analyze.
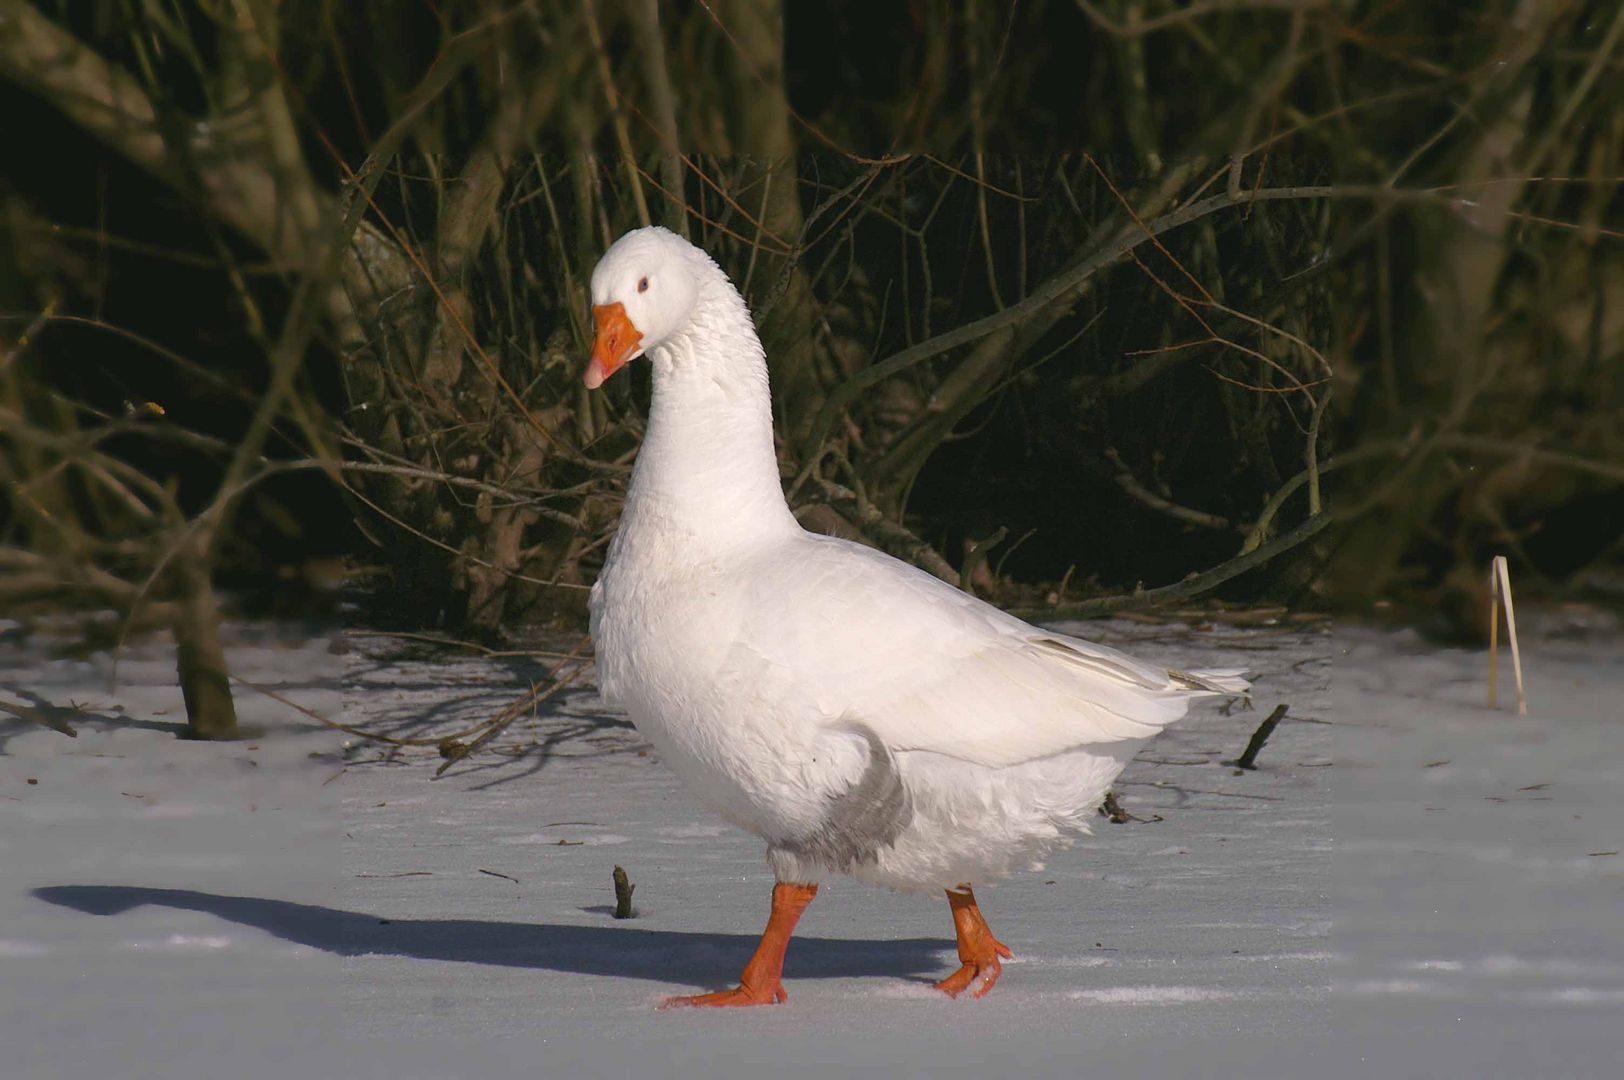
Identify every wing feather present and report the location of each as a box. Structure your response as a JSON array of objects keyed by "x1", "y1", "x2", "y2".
[{"x1": 727, "y1": 535, "x2": 1248, "y2": 768}]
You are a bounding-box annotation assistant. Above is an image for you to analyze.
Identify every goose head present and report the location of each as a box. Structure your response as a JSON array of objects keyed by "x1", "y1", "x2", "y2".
[{"x1": 584, "y1": 226, "x2": 708, "y2": 389}]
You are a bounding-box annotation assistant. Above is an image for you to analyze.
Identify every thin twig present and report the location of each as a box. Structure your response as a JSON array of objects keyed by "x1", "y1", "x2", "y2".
[
  {"x1": 1105, "y1": 448, "x2": 1242, "y2": 533},
  {"x1": 1071, "y1": 0, "x2": 1327, "y2": 38},
  {"x1": 795, "y1": 182, "x2": 1338, "y2": 474},
  {"x1": 1016, "y1": 512, "x2": 1329, "y2": 620},
  {"x1": 1232, "y1": 704, "x2": 1289, "y2": 770},
  {"x1": 960, "y1": 526, "x2": 1008, "y2": 596},
  {"x1": 580, "y1": 0, "x2": 650, "y2": 227},
  {"x1": 434, "y1": 635, "x2": 594, "y2": 777}
]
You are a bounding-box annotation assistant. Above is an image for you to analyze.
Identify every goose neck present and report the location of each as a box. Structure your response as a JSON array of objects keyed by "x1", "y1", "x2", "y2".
[{"x1": 625, "y1": 309, "x2": 797, "y2": 546}]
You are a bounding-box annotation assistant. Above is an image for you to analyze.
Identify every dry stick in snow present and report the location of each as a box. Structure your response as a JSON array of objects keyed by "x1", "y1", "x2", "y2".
[
  {"x1": 1487, "y1": 555, "x2": 1527, "y2": 715},
  {"x1": 0, "y1": 698, "x2": 79, "y2": 738},
  {"x1": 1098, "y1": 791, "x2": 1163, "y2": 824},
  {"x1": 1232, "y1": 704, "x2": 1289, "y2": 771},
  {"x1": 613, "y1": 865, "x2": 636, "y2": 919}
]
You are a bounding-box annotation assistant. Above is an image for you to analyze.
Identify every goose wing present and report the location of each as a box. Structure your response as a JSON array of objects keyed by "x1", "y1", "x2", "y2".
[{"x1": 728, "y1": 535, "x2": 1247, "y2": 769}]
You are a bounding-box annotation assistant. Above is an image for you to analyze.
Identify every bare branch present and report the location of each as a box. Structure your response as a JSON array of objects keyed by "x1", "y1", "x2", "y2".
[
  {"x1": 1071, "y1": 0, "x2": 1329, "y2": 38},
  {"x1": 1015, "y1": 512, "x2": 1330, "y2": 621},
  {"x1": 796, "y1": 183, "x2": 1337, "y2": 472},
  {"x1": 1106, "y1": 448, "x2": 1245, "y2": 533}
]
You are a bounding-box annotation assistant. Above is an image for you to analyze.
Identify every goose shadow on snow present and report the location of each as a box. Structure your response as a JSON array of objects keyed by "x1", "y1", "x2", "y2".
[{"x1": 32, "y1": 885, "x2": 954, "y2": 989}]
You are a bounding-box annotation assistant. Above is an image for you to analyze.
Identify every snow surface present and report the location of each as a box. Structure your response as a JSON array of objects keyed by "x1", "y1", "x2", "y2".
[
  {"x1": 1327, "y1": 624, "x2": 1624, "y2": 1077},
  {"x1": 0, "y1": 611, "x2": 1614, "y2": 1077}
]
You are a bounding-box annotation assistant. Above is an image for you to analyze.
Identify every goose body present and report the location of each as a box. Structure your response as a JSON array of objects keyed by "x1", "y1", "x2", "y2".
[{"x1": 583, "y1": 226, "x2": 1247, "y2": 1004}]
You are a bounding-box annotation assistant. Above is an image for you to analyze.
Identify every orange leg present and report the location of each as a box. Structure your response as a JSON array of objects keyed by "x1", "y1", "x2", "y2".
[
  {"x1": 660, "y1": 881, "x2": 818, "y2": 1008},
  {"x1": 934, "y1": 884, "x2": 1013, "y2": 998}
]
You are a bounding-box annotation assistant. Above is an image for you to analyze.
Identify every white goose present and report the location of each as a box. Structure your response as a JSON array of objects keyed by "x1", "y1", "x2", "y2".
[{"x1": 584, "y1": 227, "x2": 1247, "y2": 1007}]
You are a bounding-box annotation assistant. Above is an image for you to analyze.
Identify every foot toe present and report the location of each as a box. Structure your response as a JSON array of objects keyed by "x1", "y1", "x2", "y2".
[
  {"x1": 934, "y1": 955, "x2": 1005, "y2": 999},
  {"x1": 933, "y1": 965, "x2": 976, "y2": 997},
  {"x1": 969, "y1": 959, "x2": 1004, "y2": 998},
  {"x1": 659, "y1": 983, "x2": 786, "y2": 1009}
]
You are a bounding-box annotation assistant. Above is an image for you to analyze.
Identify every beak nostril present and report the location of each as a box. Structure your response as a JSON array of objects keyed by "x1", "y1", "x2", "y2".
[{"x1": 585, "y1": 301, "x2": 644, "y2": 389}]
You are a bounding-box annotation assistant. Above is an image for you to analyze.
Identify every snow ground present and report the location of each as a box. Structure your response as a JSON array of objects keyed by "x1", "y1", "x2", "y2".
[
  {"x1": 0, "y1": 611, "x2": 1614, "y2": 1077},
  {"x1": 1327, "y1": 624, "x2": 1624, "y2": 1077}
]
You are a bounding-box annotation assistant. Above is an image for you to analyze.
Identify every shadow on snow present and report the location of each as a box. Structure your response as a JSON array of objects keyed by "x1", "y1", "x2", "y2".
[{"x1": 31, "y1": 885, "x2": 953, "y2": 988}]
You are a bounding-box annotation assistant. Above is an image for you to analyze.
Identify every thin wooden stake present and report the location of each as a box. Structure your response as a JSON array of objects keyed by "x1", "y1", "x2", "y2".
[
  {"x1": 1487, "y1": 555, "x2": 1527, "y2": 715},
  {"x1": 1496, "y1": 556, "x2": 1527, "y2": 715}
]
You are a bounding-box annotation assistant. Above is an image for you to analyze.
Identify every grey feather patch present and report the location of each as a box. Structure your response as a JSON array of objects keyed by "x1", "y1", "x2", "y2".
[
  {"x1": 772, "y1": 723, "x2": 912, "y2": 874},
  {"x1": 1168, "y1": 669, "x2": 1207, "y2": 690},
  {"x1": 1169, "y1": 667, "x2": 1251, "y2": 694}
]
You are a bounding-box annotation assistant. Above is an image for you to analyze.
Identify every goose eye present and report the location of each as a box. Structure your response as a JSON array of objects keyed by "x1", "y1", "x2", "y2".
[{"x1": 637, "y1": 276, "x2": 649, "y2": 293}]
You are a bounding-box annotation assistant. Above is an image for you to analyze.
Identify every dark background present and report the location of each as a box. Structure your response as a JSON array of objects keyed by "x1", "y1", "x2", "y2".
[{"x1": 3, "y1": 0, "x2": 1620, "y2": 643}]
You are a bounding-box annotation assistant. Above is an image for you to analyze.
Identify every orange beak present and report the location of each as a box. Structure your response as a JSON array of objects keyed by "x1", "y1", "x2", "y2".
[{"x1": 584, "y1": 302, "x2": 643, "y2": 389}]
